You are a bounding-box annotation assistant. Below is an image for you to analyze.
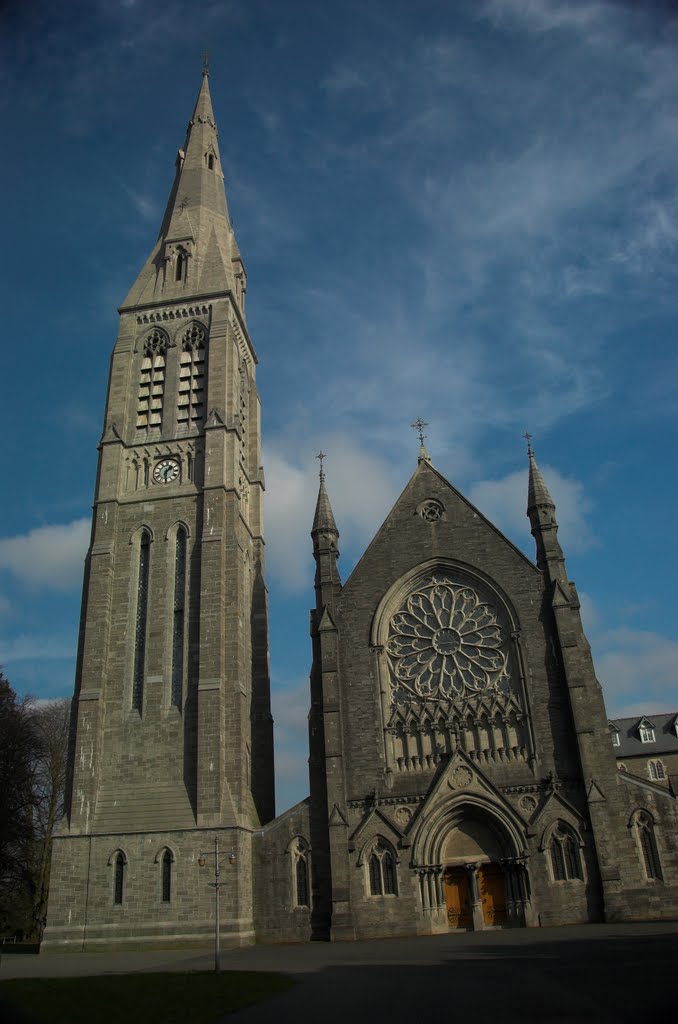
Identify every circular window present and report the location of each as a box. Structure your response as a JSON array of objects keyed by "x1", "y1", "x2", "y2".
[
  {"x1": 419, "y1": 500, "x2": 443, "y2": 522},
  {"x1": 386, "y1": 575, "x2": 510, "y2": 703}
]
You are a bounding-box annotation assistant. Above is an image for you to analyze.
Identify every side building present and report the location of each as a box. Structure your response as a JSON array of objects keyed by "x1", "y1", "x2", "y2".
[{"x1": 610, "y1": 714, "x2": 678, "y2": 791}]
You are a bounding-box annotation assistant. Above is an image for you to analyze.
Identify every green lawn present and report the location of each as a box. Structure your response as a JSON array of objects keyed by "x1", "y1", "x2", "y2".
[{"x1": 0, "y1": 971, "x2": 294, "y2": 1023}]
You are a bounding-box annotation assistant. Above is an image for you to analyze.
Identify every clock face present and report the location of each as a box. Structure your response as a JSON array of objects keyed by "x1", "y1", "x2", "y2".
[{"x1": 153, "y1": 458, "x2": 180, "y2": 484}]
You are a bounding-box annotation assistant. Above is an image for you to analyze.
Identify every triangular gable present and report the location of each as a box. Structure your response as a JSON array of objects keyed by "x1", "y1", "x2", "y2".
[
  {"x1": 318, "y1": 606, "x2": 337, "y2": 632},
  {"x1": 342, "y1": 459, "x2": 538, "y2": 591},
  {"x1": 586, "y1": 779, "x2": 607, "y2": 804},
  {"x1": 328, "y1": 803, "x2": 348, "y2": 828},
  {"x1": 638, "y1": 715, "x2": 656, "y2": 729},
  {"x1": 531, "y1": 786, "x2": 585, "y2": 828},
  {"x1": 413, "y1": 748, "x2": 521, "y2": 829},
  {"x1": 552, "y1": 579, "x2": 571, "y2": 608},
  {"x1": 349, "y1": 805, "x2": 404, "y2": 849}
]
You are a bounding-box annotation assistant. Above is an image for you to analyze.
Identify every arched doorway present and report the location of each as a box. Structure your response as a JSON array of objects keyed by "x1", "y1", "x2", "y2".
[
  {"x1": 413, "y1": 796, "x2": 531, "y2": 932},
  {"x1": 441, "y1": 814, "x2": 507, "y2": 929}
]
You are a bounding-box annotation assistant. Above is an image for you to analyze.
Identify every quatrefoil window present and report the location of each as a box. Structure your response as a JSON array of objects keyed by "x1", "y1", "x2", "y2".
[{"x1": 419, "y1": 500, "x2": 443, "y2": 522}]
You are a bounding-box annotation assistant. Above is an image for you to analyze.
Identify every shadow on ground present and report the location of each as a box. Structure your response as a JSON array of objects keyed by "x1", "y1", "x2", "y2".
[{"x1": 226, "y1": 930, "x2": 676, "y2": 1024}]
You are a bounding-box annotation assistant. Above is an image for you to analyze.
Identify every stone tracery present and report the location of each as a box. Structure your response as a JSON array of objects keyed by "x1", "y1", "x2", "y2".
[
  {"x1": 387, "y1": 576, "x2": 510, "y2": 704},
  {"x1": 383, "y1": 573, "x2": 528, "y2": 771}
]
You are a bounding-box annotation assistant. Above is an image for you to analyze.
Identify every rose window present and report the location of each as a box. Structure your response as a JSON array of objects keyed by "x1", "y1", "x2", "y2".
[{"x1": 386, "y1": 576, "x2": 510, "y2": 703}]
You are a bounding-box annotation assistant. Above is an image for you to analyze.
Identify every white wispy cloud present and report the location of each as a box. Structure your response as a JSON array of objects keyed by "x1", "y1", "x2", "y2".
[
  {"x1": 468, "y1": 464, "x2": 596, "y2": 555},
  {"x1": 265, "y1": 434, "x2": 397, "y2": 592},
  {"x1": 481, "y1": 0, "x2": 611, "y2": 36},
  {"x1": 595, "y1": 627, "x2": 678, "y2": 716},
  {"x1": 0, "y1": 519, "x2": 90, "y2": 591}
]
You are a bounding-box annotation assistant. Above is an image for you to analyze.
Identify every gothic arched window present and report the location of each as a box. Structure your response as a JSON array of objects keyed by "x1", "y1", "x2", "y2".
[
  {"x1": 648, "y1": 760, "x2": 666, "y2": 781},
  {"x1": 137, "y1": 329, "x2": 168, "y2": 430},
  {"x1": 178, "y1": 323, "x2": 206, "y2": 427},
  {"x1": 295, "y1": 857, "x2": 308, "y2": 908},
  {"x1": 161, "y1": 849, "x2": 173, "y2": 903},
  {"x1": 175, "y1": 248, "x2": 187, "y2": 282},
  {"x1": 548, "y1": 823, "x2": 582, "y2": 882},
  {"x1": 114, "y1": 852, "x2": 126, "y2": 905},
  {"x1": 171, "y1": 526, "x2": 187, "y2": 707},
  {"x1": 634, "y1": 811, "x2": 662, "y2": 880},
  {"x1": 290, "y1": 838, "x2": 310, "y2": 908},
  {"x1": 132, "y1": 531, "x2": 151, "y2": 711},
  {"x1": 367, "y1": 840, "x2": 397, "y2": 896}
]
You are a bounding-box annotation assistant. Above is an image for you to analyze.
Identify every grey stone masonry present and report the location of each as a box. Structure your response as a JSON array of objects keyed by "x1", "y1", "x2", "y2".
[
  {"x1": 43, "y1": 68, "x2": 678, "y2": 952},
  {"x1": 43, "y1": 72, "x2": 274, "y2": 952},
  {"x1": 307, "y1": 455, "x2": 678, "y2": 940}
]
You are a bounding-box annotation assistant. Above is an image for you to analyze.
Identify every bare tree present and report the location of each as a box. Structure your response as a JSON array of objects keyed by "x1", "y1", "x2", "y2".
[
  {"x1": 0, "y1": 672, "x2": 38, "y2": 936},
  {"x1": 0, "y1": 672, "x2": 71, "y2": 940},
  {"x1": 29, "y1": 699, "x2": 71, "y2": 938}
]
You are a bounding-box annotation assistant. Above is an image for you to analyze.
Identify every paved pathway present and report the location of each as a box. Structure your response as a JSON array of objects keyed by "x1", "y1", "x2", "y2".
[{"x1": 1, "y1": 922, "x2": 676, "y2": 1023}]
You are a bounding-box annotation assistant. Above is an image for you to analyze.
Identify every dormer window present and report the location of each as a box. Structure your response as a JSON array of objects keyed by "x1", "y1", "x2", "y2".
[
  {"x1": 610, "y1": 729, "x2": 620, "y2": 747},
  {"x1": 639, "y1": 720, "x2": 655, "y2": 743}
]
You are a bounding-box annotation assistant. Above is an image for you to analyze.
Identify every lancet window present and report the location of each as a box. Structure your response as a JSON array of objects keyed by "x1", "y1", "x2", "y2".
[
  {"x1": 178, "y1": 323, "x2": 206, "y2": 426},
  {"x1": 171, "y1": 527, "x2": 187, "y2": 707},
  {"x1": 634, "y1": 811, "x2": 662, "y2": 880},
  {"x1": 290, "y1": 838, "x2": 310, "y2": 908},
  {"x1": 548, "y1": 823, "x2": 582, "y2": 882},
  {"x1": 161, "y1": 849, "x2": 173, "y2": 903},
  {"x1": 367, "y1": 841, "x2": 397, "y2": 896},
  {"x1": 114, "y1": 852, "x2": 126, "y2": 905},
  {"x1": 137, "y1": 329, "x2": 168, "y2": 430},
  {"x1": 648, "y1": 760, "x2": 665, "y2": 781},
  {"x1": 132, "y1": 531, "x2": 151, "y2": 711},
  {"x1": 238, "y1": 361, "x2": 249, "y2": 466}
]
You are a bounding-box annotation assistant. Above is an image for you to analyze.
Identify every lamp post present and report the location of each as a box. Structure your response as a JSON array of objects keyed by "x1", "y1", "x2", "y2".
[{"x1": 198, "y1": 835, "x2": 236, "y2": 973}]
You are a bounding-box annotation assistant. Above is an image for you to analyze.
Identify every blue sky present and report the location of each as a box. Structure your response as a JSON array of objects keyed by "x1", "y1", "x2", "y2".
[{"x1": 0, "y1": 0, "x2": 676, "y2": 812}]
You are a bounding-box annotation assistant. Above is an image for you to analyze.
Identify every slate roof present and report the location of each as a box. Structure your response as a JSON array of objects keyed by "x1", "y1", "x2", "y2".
[{"x1": 608, "y1": 712, "x2": 678, "y2": 758}]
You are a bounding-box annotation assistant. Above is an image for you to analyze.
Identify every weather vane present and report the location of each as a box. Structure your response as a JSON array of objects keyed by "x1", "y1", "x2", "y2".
[
  {"x1": 316, "y1": 450, "x2": 326, "y2": 478},
  {"x1": 411, "y1": 417, "x2": 428, "y2": 446},
  {"x1": 523, "y1": 431, "x2": 533, "y2": 454},
  {"x1": 202, "y1": 50, "x2": 210, "y2": 76}
]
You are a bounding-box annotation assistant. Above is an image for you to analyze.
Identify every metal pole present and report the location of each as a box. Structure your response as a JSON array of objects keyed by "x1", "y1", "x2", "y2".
[{"x1": 214, "y1": 835, "x2": 220, "y2": 974}]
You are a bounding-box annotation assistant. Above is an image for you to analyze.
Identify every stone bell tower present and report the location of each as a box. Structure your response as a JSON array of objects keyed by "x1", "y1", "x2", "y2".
[{"x1": 43, "y1": 70, "x2": 274, "y2": 951}]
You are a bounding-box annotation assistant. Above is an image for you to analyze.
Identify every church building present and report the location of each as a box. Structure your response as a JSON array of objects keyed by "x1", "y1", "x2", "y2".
[{"x1": 43, "y1": 72, "x2": 678, "y2": 951}]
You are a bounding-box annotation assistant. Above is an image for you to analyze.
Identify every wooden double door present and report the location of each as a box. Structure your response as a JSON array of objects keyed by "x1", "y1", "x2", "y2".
[{"x1": 444, "y1": 863, "x2": 507, "y2": 929}]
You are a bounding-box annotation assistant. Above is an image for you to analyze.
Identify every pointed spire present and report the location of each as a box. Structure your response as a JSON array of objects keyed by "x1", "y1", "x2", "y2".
[
  {"x1": 312, "y1": 452, "x2": 338, "y2": 535},
  {"x1": 120, "y1": 72, "x2": 244, "y2": 313},
  {"x1": 525, "y1": 432, "x2": 555, "y2": 513},
  {"x1": 190, "y1": 66, "x2": 218, "y2": 130},
  {"x1": 524, "y1": 433, "x2": 565, "y2": 579}
]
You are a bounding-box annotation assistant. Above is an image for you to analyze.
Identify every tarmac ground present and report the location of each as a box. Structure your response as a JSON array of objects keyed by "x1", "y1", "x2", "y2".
[{"x1": 1, "y1": 921, "x2": 676, "y2": 1023}]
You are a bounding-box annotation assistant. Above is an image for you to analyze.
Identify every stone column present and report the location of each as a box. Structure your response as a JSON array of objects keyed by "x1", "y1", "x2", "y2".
[
  {"x1": 465, "y1": 862, "x2": 484, "y2": 931},
  {"x1": 418, "y1": 868, "x2": 429, "y2": 912}
]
